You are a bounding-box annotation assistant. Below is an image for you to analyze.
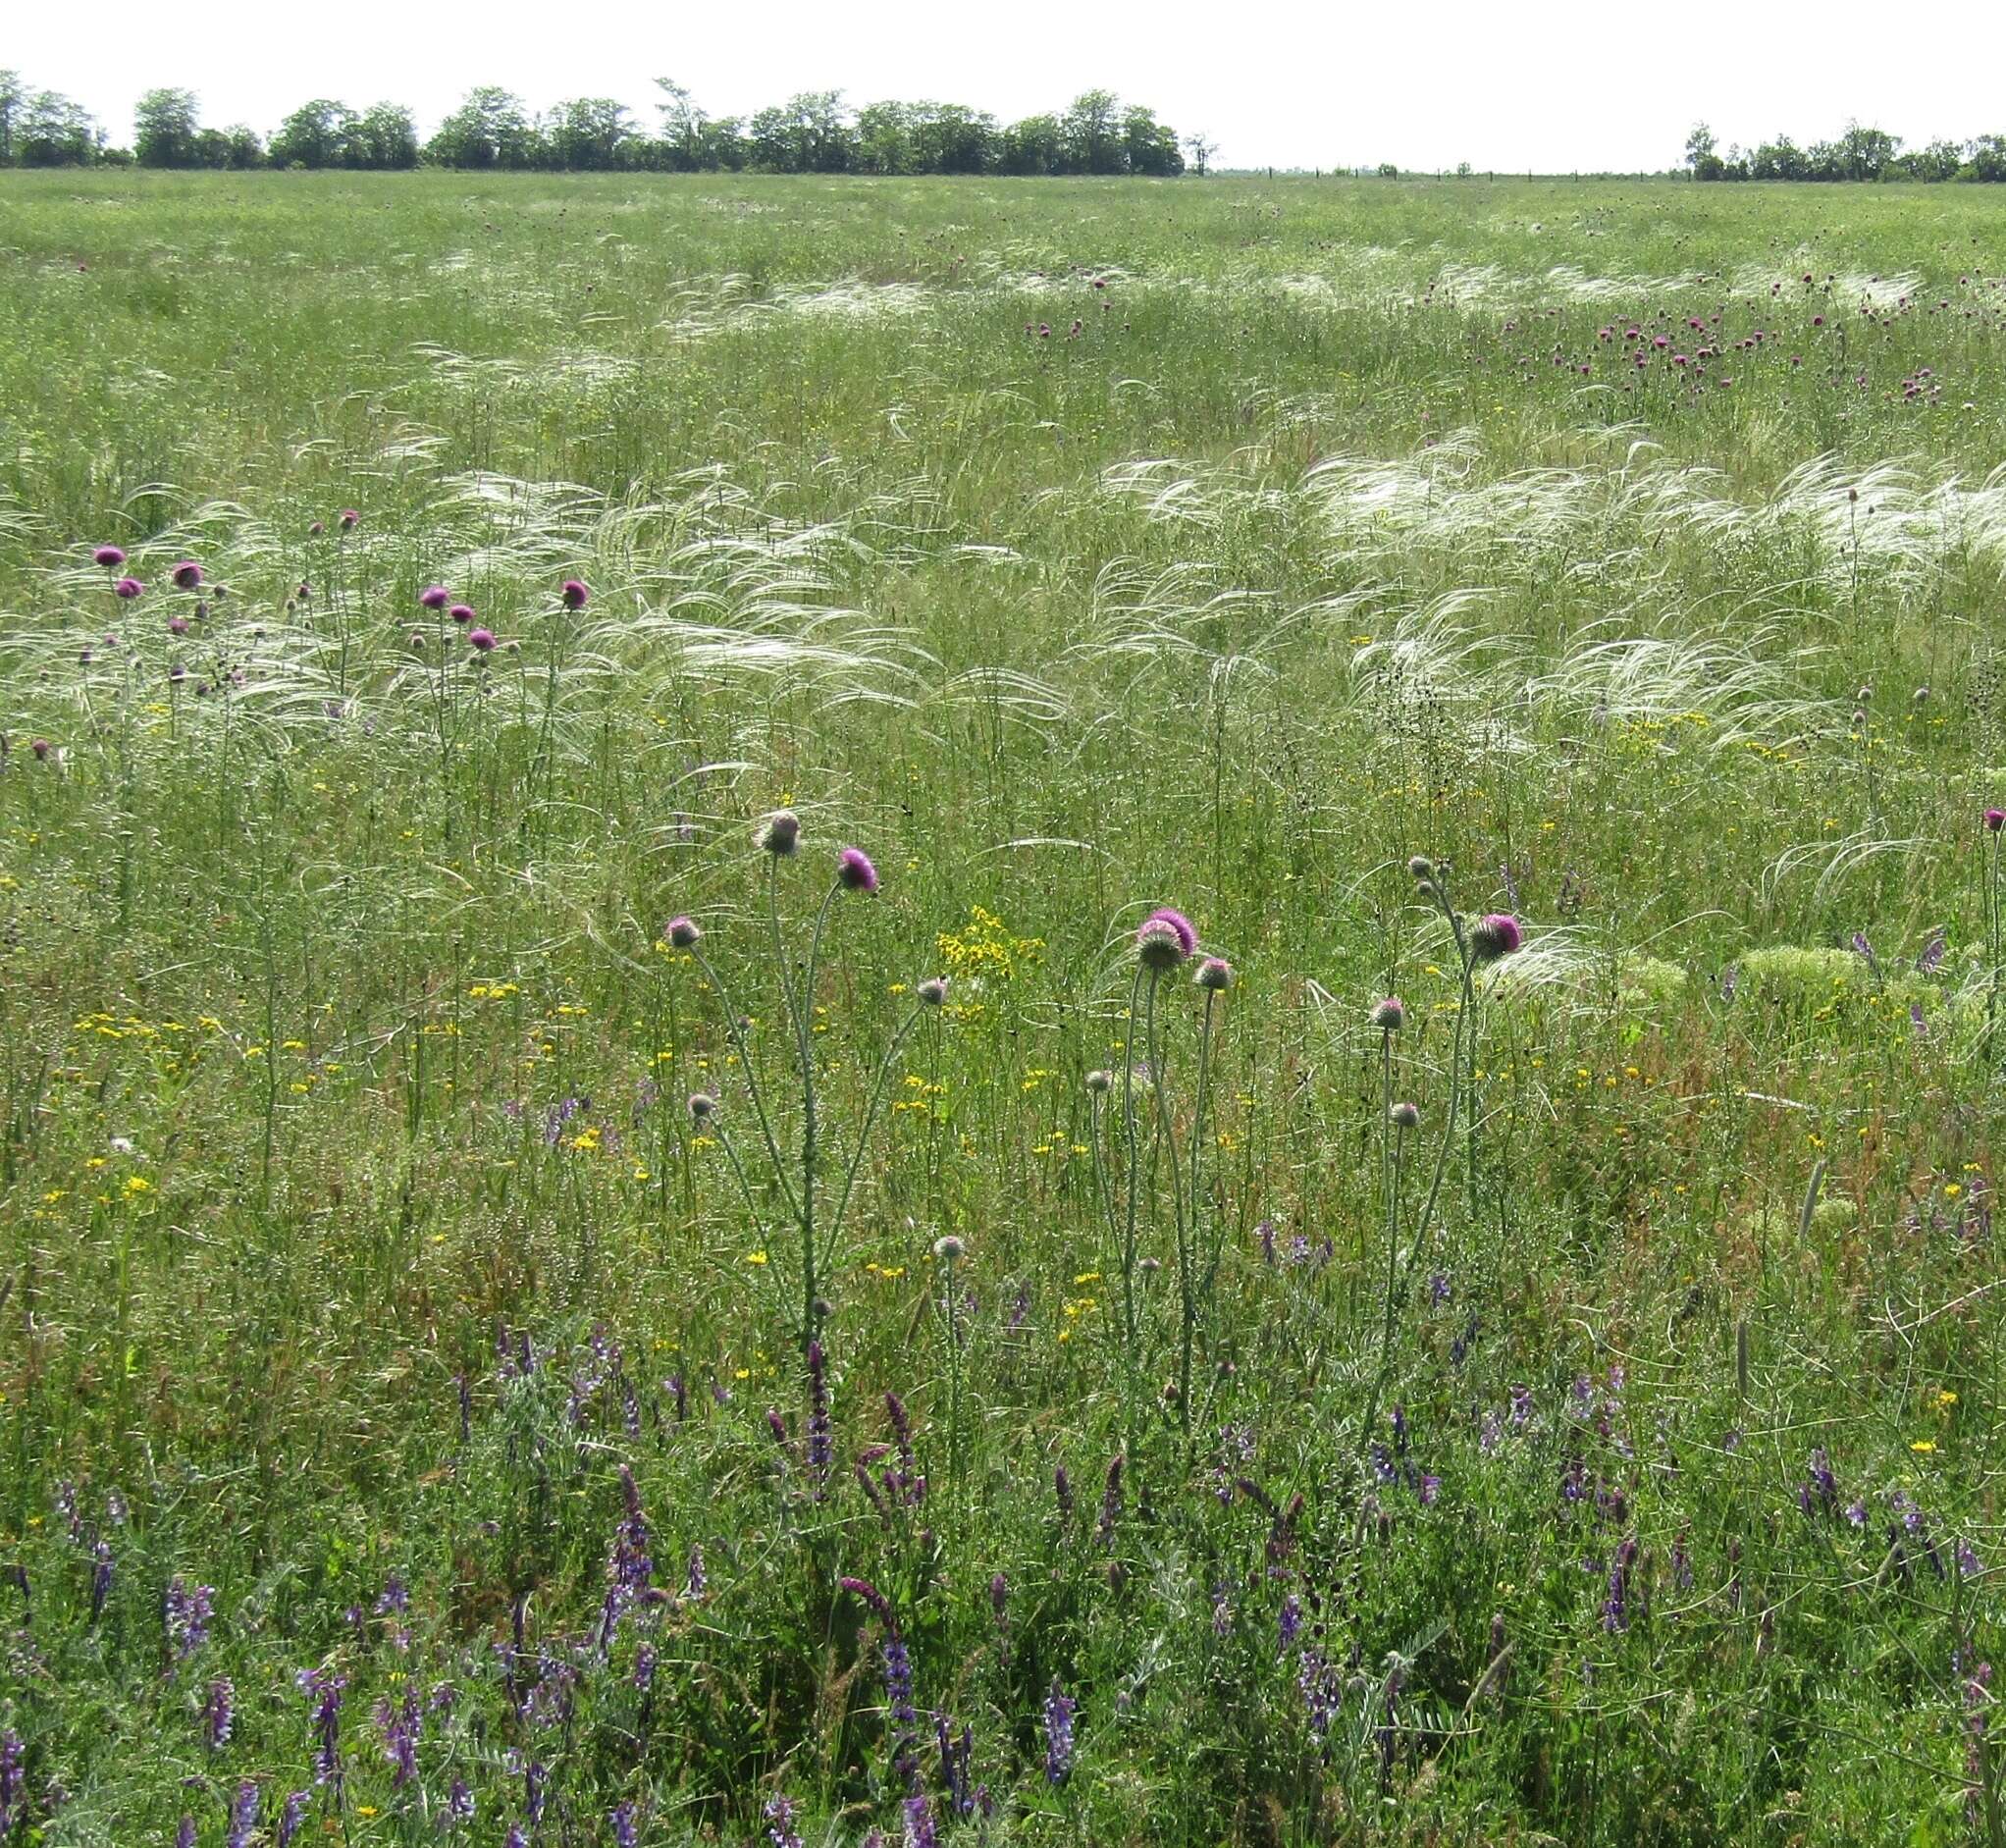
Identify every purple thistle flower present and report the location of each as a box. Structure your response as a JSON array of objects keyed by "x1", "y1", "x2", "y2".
[
  {"x1": 448, "y1": 602, "x2": 475, "y2": 624},
  {"x1": 93, "y1": 545, "x2": 127, "y2": 568},
  {"x1": 420, "y1": 584, "x2": 450, "y2": 609},
  {"x1": 171, "y1": 560, "x2": 203, "y2": 591},
  {"x1": 1989, "y1": 809, "x2": 2006, "y2": 834},
  {"x1": 1136, "y1": 907, "x2": 1195, "y2": 971},
  {"x1": 339, "y1": 509, "x2": 360, "y2": 530},
  {"x1": 1470, "y1": 912, "x2": 1523, "y2": 963},
  {"x1": 226, "y1": 1780, "x2": 260, "y2": 1848},
  {"x1": 205, "y1": 1675, "x2": 237, "y2": 1751},
  {"x1": 1043, "y1": 1678, "x2": 1077, "y2": 1785},
  {"x1": 836, "y1": 845, "x2": 879, "y2": 893},
  {"x1": 115, "y1": 576, "x2": 144, "y2": 599},
  {"x1": 664, "y1": 914, "x2": 701, "y2": 949},
  {"x1": 276, "y1": 1790, "x2": 312, "y2": 1848},
  {"x1": 467, "y1": 626, "x2": 497, "y2": 652},
  {"x1": 559, "y1": 577, "x2": 590, "y2": 609}
]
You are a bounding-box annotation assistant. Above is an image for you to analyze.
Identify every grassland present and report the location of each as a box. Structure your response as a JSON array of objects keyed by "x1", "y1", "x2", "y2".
[{"x1": 4, "y1": 169, "x2": 2006, "y2": 1844}]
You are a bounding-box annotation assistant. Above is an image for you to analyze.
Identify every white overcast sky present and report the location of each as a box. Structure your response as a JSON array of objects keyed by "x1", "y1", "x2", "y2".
[{"x1": 12, "y1": 0, "x2": 2006, "y2": 172}]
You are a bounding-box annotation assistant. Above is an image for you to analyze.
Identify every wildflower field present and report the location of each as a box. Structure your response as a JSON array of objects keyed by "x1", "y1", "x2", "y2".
[{"x1": 5, "y1": 168, "x2": 2006, "y2": 1845}]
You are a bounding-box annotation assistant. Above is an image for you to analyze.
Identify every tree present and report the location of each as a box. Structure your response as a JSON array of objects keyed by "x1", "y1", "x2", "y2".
[
  {"x1": 911, "y1": 103, "x2": 995, "y2": 175},
  {"x1": 1837, "y1": 122, "x2": 1900, "y2": 181},
  {"x1": 545, "y1": 97, "x2": 637, "y2": 171},
  {"x1": 134, "y1": 87, "x2": 201, "y2": 168},
  {"x1": 1684, "y1": 123, "x2": 1716, "y2": 169},
  {"x1": 999, "y1": 113, "x2": 1064, "y2": 176},
  {"x1": 425, "y1": 87, "x2": 539, "y2": 169},
  {"x1": 270, "y1": 98, "x2": 358, "y2": 169},
  {"x1": 653, "y1": 78, "x2": 708, "y2": 170},
  {"x1": 1061, "y1": 88, "x2": 1123, "y2": 174},
  {"x1": 786, "y1": 90, "x2": 852, "y2": 173},
  {"x1": 1182, "y1": 131, "x2": 1217, "y2": 177},
  {"x1": 0, "y1": 71, "x2": 24, "y2": 165},
  {"x1": 1123, "y1": 104, "x2": 1183, "y2": 177},
  {"x1": 18, "y1": 89, "x2": 97, "y2": 166},
  {"x1": 854, "y1": 100, "x2": 914, "y2": 175},
  {"x1": 354, "y1": 103, "x2": 418, "y2": 170}
]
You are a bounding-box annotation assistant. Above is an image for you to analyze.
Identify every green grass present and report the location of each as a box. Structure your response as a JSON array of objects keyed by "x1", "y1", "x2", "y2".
[{"x1": 4, "y1": 168, "x2": 2006, "y2": 1845}]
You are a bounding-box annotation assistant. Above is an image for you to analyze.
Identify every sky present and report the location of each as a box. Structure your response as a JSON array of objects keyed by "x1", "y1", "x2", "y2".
[{"x1": 11, "y1": 0, "x2": 2006, "y2": 173}]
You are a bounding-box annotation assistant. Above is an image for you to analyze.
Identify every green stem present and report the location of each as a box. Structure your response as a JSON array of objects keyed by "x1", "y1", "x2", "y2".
[
  {"x1": 823, "y1": 1004, "x2": 925, "y2": 1269},
  {"x1": 690, "y1": 947, "x2": 800, "y2": 1228}
]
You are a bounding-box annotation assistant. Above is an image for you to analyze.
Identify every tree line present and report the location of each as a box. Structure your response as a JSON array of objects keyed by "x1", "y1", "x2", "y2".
[
  {"x1": 1684, "y1": 121, "x2": 2006, "y2": 183},
  {"x1": 0, "y1": 75, "x2": 1201, "y2": 176}
]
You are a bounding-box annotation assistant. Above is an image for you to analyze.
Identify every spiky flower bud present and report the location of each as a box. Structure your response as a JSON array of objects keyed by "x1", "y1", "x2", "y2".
[
  {"x1": 1084, "y1": 1069, "x2": 1113, "y2": 1095},
  {"x1": 757, "y1": 810, "x2": 801, "y2": 856},
  {"x1": 916, "y1": 977, "x2": 948, "y2": 1007},
  {"x1": 1193, "y1": 956, "x2": 1235, "y2": 992},
  {"x1": 1390, "y1": 1101, "x2": 1420, "y2": 1131},
  {"x1": 932, "y1": 1235, "x2": 966, "y2": 1262},
  {"x1": 1407, "y1": 855, "x2": 1436, "y2": 881},
  {"x1": 687, "y1": 1091, "x2": 717, "y2": 1121},
  {"x1": 665, "y1": 915, "x2": 701, "y2": 949},
  {"x1": 1370, "y1": 996, "x2": 1405, "y2": 1031}
]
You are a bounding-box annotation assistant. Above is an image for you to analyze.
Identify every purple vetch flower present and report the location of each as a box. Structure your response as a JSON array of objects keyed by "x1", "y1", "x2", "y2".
[
  {"x1": 164, "y1": 1575, "x2": 215, "y2": 1664},
  {"x1": 376, "y1": 1684, "x2": 421, "y2": 1785},
  {"x1": 89, "y1": 1540, "x2": 114, "y2": 1622},
  {"x1": 634, "y1": 1642, "x2": 658, "y2": 1692},
  {"x1": 177, "y1": 1815, "x2": 197, "y2": 1848},
  {"x1": 685, "y1": 1543, "x2": 708, "y2": 1599},
  {"x1": 276, "y1": 1789, "x2": 312, "y2": 1847},
  {"x1": 226, "y1": 1780, "x2": 260, "y2": 1848},
  {"x1": 601, "y1": 1463, "x2": 655, "y2": 1647},
  {"x1": 505, "y1": 1827, "x2": 529, "y2": 1848},
  {"x1": 1279, "y1": 1593, "x2": 1302, "y2": 1647},
  {"x1": 297, "y1": 1664, "x2": 347, "y2": 1791},
  {"x1": 903, "y1": 1793, "x2": 938, "y2": 1848},
  {"x1": 765, "y1": 1794, "x2": 806, "y2": 1848},
  {"x1": 524, "y1": 1762, "x2": 549, "y2": 1824},
  {"x1": 1053, "y1": 1463, "x2": 1074, "y2": 1521},
  {"x1": 1097, "y1": 1453, "x2": 1125, "y2": 1548},
  {"x1": 1852, "y1": 931, "x2": 1883, "y2": 985},
  {"x1": 1297, "y1": 1649, "x2": 1343, "y2": 1737},
  {"x1": 1799, "y1": 1448, "x2": 1838, "y2": 1516},
  {"x1": 1917, "y1": 927, "x2": 1947, "y2": 975},
  {"x1": 610, "y1": 1800, "x2": 638, "y2": 1847},
  {"x1": 1043, "y1": 1678, "x2": 1077, "y2": 1785},
  {"x1": 1719, "y1": 963, "x2": 1739, "y2": 1002},
  {"x1": 445, "y1": 1779, "x2": 475, "y2": 1828},
  {"x1": 835, "y1": 845, "x2": 879, "y2": 893},
  {"x1": 0, "y1": 1732, "x2": 25, "y2": 1835},
  {"x1": 1602, "y1": 1536, "x2": 1638, "y2": 1631},
  {"x1": 205, "y1": 1675, "x2": 237, "y2": 1751}
]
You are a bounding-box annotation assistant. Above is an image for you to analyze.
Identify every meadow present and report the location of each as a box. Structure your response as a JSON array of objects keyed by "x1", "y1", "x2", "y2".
[{"x1": 3, "y1": 167, "x2": 2006, "y2": 1844}]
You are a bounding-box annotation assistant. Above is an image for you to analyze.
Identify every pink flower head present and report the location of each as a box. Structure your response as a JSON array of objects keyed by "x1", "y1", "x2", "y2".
[
  {"x1": 419, "y1": 585, "x2": 450, "y2": 610},
  {"x1": 1987, "y1": 809, "x2": 2005, "y2": 833},
  {"x1": 115, "y1": 577, "x2": 144, "y2": 600},
  {"x1": 560, "y1": 577, "x2": 590, "y2": 610},
  {"x1": 1470, "y1": 913, "x2": 1523, "y2": 963},
  {"x1": 169, "y1": 615, "x2": 189, "y2": 636},
  {"x1": 93, "y1": 545, "x2": 127, "y2": 568},
  {"x1": 1136, "y1": 906, "x2": 1197, "y2": 973},
  {"x1": 835, "y1": 846, "x2": 879, "y2": 893},
  {"x1": 29, "y1": 738, "x2": 51, "y2": 761},
  {"x1": 467, "y1": 627, "x2": 497, "y2": 652},
  {"x1": 171, "y1": 561, "x2": 202, "y2": 591},
  {"x1": 449, "y1": 603, "x2": 475, "y2": 625},
  {"x1": 665, "y1": 915, "x2": 702, "y2": 948},
  {"x1": 339, "y1": 508, "x2": 359, "y2": 530}
]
